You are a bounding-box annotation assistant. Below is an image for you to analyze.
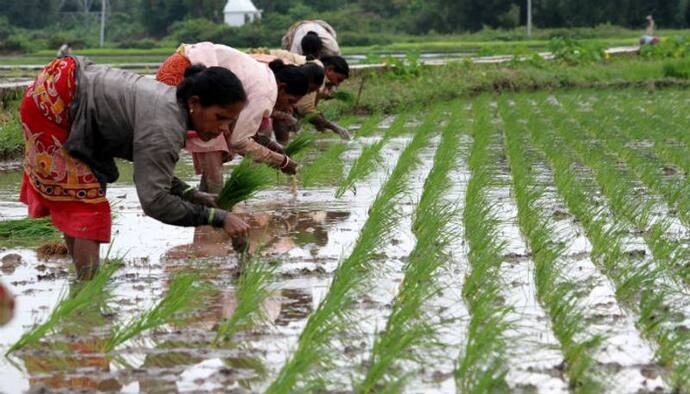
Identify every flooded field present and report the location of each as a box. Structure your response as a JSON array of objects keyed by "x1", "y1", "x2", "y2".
[{"x1": 2, "y1": 88, "x2": 690, "y2": 393}]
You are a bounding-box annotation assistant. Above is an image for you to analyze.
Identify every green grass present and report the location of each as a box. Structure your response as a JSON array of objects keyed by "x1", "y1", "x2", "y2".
[
  {"x1": 104, "y1": 272, "x2": 206, "y2": 353},
  {"x1": 218, "y1": 158, "x2": 274, "y2": 210},
  {"x1": 6, "y1": 261, "x2": 120, "y2": 355},
  {"x1": 0, "y1": 101, "x2": 25, "y2": 160},
  {"x1": 0, "y1": 217, "x2": 60, "y2": 247},
  {"x1": 266, "y1": 108, "x2": 442, "y2": 393}
]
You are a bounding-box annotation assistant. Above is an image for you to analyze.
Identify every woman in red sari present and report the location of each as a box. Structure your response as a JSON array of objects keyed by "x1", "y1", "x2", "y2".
[{"x1": 20, "y1": 57, "x2": 250, "y2": 279}]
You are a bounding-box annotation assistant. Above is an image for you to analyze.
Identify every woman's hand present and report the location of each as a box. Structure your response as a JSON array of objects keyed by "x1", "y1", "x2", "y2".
[
  {"x1": 192, "y1": 191, "x2": 219, "y2": 208},
  {"x1": 280, "y1": 155, "x2": 298, "y2": 175},
  {"x1": 223, "y1": 213, "x2": 250, "y2": 238}
]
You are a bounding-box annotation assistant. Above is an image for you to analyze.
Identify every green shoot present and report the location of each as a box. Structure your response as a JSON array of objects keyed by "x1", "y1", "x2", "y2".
[
  {"x1": 284, "y1": 132, "x2": 314, "y2": 157},
  {"x1": 218, "y1": 158, "x2": 274, "y2": 210},
  {"x1": 6, "y1": 262, "x2": 120, "y2": 355},
  {"x1": 0, "y1": 217, "x2": 60, "y2": 247},
  {"x1": 214, "y1": 258, "x2": 275, "y2": 344},
  {"x1": 104, "y1": 272, "x2": 206, "y2": 353}
]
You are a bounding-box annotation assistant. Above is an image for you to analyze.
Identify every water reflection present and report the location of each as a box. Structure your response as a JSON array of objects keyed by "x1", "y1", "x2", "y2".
[
  {"x1": 165, "y1": 209, "x2": 351, "y2": 260},
  {"x1": 0, "y1": 280, "x2": 15, "y2": 326},
  {"x1": 17, "y1": 284, "x2": 120, "y2": 392}
]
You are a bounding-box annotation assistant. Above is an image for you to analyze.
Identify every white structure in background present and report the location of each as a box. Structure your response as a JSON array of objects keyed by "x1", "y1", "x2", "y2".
[{"x1": 224, "y1": 0, "x2": 262, "y2": 27}]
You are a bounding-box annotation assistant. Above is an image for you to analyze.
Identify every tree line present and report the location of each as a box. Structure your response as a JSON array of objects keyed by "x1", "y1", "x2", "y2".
[{"x1": 0, "y1": 0, "x2": 688, "y2": 51}]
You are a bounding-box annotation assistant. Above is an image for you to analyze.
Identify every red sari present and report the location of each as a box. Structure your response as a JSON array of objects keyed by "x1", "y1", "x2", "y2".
[{"x1": 19, "y1": 58, "x2": 111, "y2": 242}]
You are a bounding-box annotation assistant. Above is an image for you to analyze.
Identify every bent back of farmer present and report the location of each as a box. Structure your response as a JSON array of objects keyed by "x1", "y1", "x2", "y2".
[
  {"x1": 20, "y1": 56, "x2": 250, "y2": 279},
  {"x1": 282, "y1": 20, "x2": 341, "y2": 58}
]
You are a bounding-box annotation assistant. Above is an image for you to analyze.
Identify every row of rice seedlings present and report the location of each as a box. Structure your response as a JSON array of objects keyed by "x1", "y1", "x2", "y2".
[
  {"x1": 455, "y1": 96, "x2": 513, "y2": 393},
  {"x1": 351, "y1": 113, "x2": 383, "y2": 138},
  {"x1": 357, "y1": 104, "x2": 462, "y2": 392},
  {"x1": 0, "y1": 217, "x2": 60, "y2": 247},
  {"x1": 299, "y1": 142, "x2": 348, "y2": 188},
  {"x1": 103, "y1": 272, "x2": 207, "y2": 353},
  {"x1": 539, "y1": 95, "x2": 690, "y2": 288},
  {"x1": 266, "y1": 108, "x2": 442, "y2": 394},
  {"x1": 214, "y1": 257, "x2": 275, "y2": 344},
  {"x1": 6, "y1": 261, "x2": 121, "y2": 355},
  {"x1": 644, "y1": 91, "x2": 690, "y2": 153},
  {"x1": 498, "y1": 97, "x2": 603, "y2": 392},
  {"x1": 218, "y1": 158, "x2": 274, "y2": 210},
  {"x1": 336, "y1": 113, "x2": 412, "y2": 198},
  {"x1": 519, "y1": 95, "x2": 690, "y2": 391},
  {"x1": 601, "y1": 91, "x2": 690, "y2": 177},
  {"x1": 561, "y1": 91, "x2": 690, "y2": 226}
]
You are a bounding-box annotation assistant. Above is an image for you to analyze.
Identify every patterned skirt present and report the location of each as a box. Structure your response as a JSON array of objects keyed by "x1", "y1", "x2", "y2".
[{"x1": 19, "y1": 57, "x2": 111, "y2": 242}]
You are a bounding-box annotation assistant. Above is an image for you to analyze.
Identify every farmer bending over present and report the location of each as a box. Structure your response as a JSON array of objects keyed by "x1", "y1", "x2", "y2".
[
  {"x1": 20, "y1": 57, "x2": 251, "y2": 279},
  {"x1": 157, "y1": 43, "x2": 311, "y2": 193}
]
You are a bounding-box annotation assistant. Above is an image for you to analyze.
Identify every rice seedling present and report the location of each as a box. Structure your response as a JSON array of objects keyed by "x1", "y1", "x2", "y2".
[
  {"x1": 455, "y1": 97, "x2": 512, "y2": 393},
  {"x1": 0, "y1": 217, "x2": 60, "y2": 247},
  {"x1": 217, "y1": 158, "x2": 274, "y2": 210},
  {"x1": 499, "y1": 96, "x2": 603, "y2": 392},
  {"x1": 357, "y1": 104, "x2": 462, "y2": 392},
  {"x1": 299, "y1": 143, "x2": 348, "y2": 187},
  {"x1": 266, "y1": 108, "x2": 442, "y2": 394},
  {"x1": 336, "y1": 113, "x2": 413, "y2": 198},
  {"x1": 103, "y1": 272, "x2": 206, "y2": 353},
  {"x1": 284, "y1": 132, "x2": 314, "y2": 157},
  {"x1": 561, "y1": 91, "x2": 690, "y2": 226},
  {"x1": 332, "y1": 90, "x2": 355, "y2": 103},
  {"x1": 520, "y1": 94, "x2": 690, "y2": 392},
  {"x1": 6, "y1": 261, "x2": 120, "y2": 355},
  {"x1": 540, "y1": 94, "x2": 690, "y2": 290},
  {"x1": 351, "y1": 113, "x2": 383, "y2": 138},
  {"x1": 214, "y1": 257, "x2": 275, "y2": 344}
]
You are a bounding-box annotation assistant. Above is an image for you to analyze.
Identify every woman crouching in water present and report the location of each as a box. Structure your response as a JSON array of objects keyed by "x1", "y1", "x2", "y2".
[{"x1": 19, "y1": 56, "x2": 250, "y2": 279}]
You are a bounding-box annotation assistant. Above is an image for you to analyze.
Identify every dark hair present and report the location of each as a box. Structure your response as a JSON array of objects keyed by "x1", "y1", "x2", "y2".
[
  {"x1": 301, "y1": 32, "x2": 323, "y2": 59},
  {"x1": 268, "y1": 59, "x2": 309, "y2": 97},
  {"x1": 321, "y1": 56, "x2": 350, "y2": 78},
  {"x1": 301, "y1": 63, "x2": 325, "y2": 87},
  {"x1": 176, "y1": 64, "x2": 247, "y2": 107}
]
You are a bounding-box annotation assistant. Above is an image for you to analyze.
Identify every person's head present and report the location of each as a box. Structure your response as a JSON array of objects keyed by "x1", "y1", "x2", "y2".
[
  {"x1": 269, "y1": 59, "x2": 309, "y2": 110},
  {"x1": 301, "y1": 62, "x2": 325, "y2": 93},
  {"x1": 320, "y1": 56, "x2": 349, "y2": 88},
  {"x1": 176, "y1": 64, "x2": 247, "y2": 142},
  {"x1": 301, "y1": 32, "x2": 323, "y2": 60}
]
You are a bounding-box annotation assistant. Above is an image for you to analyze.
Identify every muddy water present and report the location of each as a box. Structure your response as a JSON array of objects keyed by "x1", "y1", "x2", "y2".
[{"x1": 0, "y1": 133, "x2": 383, "y2": 393}]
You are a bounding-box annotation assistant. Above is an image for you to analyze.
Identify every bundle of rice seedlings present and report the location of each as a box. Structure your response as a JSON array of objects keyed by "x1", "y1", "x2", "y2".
[
  {"x1": 284, "y1": 132, "x2": 314, "y2": 157},
  {"x1": 104, "y1": 272, "x2": 205, "y2": 352},
  {"x1": 0, "y1": 218, "x2": 59, "y2": 247},
  {"x1": 217, "y1": 158, "x2": 274, "y2": 210},
  {"x1": 6, "y1": 262, "x2": 120, "y2": 354},
  {"x1": 332, "y1": 90, "x2": 354, "y2": 103}
]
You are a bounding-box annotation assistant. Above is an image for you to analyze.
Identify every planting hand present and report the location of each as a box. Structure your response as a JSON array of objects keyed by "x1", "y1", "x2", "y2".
[
  {"x1": 333, "y1": 124, "x2": 352, "y2": 141},
  {"x1": 280, "y1": 155, "x2": 298, "y2": 175},
  {"x1": 223, "y1": 213, "x2": 250, "y2": 238},
  {"x1": 192, "y1": 191, "x2": 219, "y2": 208}
]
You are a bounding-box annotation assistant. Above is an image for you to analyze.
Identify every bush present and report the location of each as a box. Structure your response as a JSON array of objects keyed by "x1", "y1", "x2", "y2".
[
  {"x1": 663, "y1": 60, "x2": 690, "y2": 78},
  {"x1": 116, "y1": 38, "x2": 159, "y2": 49},
  {"x1": 547, "y1": 37, "x2": 605, "y2": 65},
  {"x1": 640, "y1": 36, "x2": 690, "y2": 59},
  {"x1": 0, "y1": 33, "x2": 41, "y2": 53}
]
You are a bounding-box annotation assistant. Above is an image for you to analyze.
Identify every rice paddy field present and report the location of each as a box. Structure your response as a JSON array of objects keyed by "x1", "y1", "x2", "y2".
[{"x1": 2, "y1": 86, "x2": 690, "y2": 393}]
